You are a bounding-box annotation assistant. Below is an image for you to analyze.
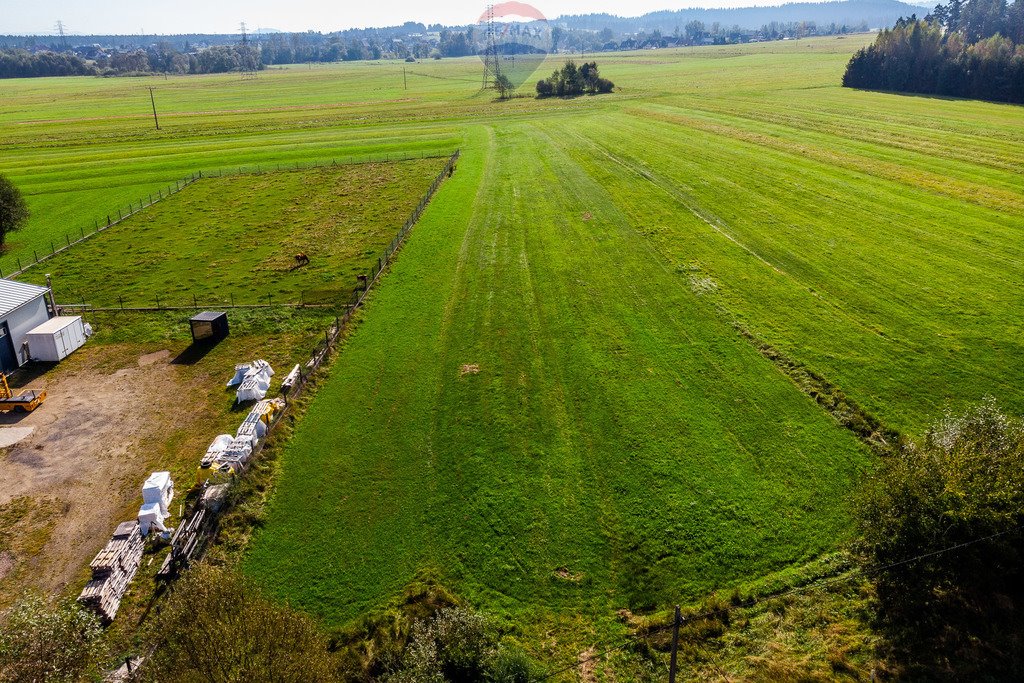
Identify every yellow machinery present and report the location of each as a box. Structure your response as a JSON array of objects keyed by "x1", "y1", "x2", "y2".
[{"x1": 0, "y1": 373, "x2": 46, "y2": 413}]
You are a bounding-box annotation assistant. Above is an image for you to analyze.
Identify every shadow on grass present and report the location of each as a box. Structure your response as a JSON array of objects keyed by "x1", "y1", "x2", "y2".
[{"x1": 171, "y1": 341, "x2": 218, "y2": 366}]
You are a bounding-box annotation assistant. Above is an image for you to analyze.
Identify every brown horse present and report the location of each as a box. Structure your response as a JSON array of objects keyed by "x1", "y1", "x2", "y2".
[{"x1": 294, "y1": 252, "x2": 310, "y2": 267}]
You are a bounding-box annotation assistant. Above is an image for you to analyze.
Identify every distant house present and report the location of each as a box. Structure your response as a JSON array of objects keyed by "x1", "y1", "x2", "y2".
[{"x1": 0, "y1": 280, "x2": 52, "y2": 373}]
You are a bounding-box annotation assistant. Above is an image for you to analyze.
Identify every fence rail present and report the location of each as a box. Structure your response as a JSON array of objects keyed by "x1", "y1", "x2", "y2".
[
  {"x1": 5, "y1": 172, "x2": 202, "y2": 280},
  {"x1": 291, "y1": 148, "x2": 460, "y2": 389},
  {"x1": 7, "y1": 149, "x2": 456, "y2": 281},
  {"x1": 89, "y1": 149, "x2": 461, "y2": 623}
]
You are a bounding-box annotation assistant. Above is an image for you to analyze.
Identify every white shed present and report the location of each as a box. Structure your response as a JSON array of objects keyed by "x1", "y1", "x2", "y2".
[
  {"x1": 26, "y1": 316, "x2": 87, "y2": 363},
  {"x1": 0, "y1": 280, "x2": 52, "y2": 373}
]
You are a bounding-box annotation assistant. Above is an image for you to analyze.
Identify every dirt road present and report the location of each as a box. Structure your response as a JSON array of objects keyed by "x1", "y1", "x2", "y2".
[{"x1": 0, "y1": 345, "x2": 191, "y2": 601}]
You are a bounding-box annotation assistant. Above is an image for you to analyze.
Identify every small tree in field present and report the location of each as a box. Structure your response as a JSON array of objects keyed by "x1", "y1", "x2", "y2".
[
  {"x1": 0, "y1": 174, "x2": 28, "y2": 252},
  {"x1": 494, "y1": 74, "x2": 514, "y2": 100}
]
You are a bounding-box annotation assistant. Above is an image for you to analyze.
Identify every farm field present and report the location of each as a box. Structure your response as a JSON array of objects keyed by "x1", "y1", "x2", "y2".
[
  {"x1": 18, "y1": 159, "x2": 445, "y2": 307},
  {"x1": 2, "y1": 32, "x2": 1023, "y2": 673}
]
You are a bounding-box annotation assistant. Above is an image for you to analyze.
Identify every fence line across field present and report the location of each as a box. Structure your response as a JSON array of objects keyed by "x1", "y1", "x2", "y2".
[
  {"x1": 292, "y1": 149, "x2": 460, "y2": 388},
  {"x1": 145, "y1": 149, "x2": 460, "y2": 595},
  {"x1": 4, "y1": 148, "x2": 456, "y2": 281},
  {"x1": 53, "y1": 150, "x2": 460, "y2": 316}
]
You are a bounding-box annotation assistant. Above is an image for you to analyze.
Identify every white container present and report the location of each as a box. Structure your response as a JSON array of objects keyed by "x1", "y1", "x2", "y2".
[{"x1": 25, "y1": 316, "x2": 87, "y2": 362}]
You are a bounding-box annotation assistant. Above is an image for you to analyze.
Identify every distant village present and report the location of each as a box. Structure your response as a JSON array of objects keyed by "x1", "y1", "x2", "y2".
[{"x1": 0, "y1": 17, "x2": 869, "y2": 78}]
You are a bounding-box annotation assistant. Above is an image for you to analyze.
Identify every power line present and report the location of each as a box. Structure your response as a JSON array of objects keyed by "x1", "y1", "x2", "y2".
[{"x1": 531, "y1": 526, "x2": 1022, "y2": 681}]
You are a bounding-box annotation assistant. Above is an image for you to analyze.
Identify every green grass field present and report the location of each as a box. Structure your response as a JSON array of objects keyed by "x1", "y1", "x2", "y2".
[
  {"x1": 17, "y1": 159, "x2": 444, "y2": 307},
  {"x1": 3, "y1": 34, "x2": 1022, "y2": 668}
]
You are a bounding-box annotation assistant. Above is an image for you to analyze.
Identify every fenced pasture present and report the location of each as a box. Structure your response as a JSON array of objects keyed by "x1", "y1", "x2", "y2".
[
  {"x1": 4, "y1": 33, "x2": 1024, "y2": 670},
  {"x1": 18, "y1": 158, "x2": 448, "y2": 309}
]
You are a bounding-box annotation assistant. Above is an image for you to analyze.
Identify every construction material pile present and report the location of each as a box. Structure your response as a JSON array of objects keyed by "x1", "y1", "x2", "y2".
[
  {"x1": 281, "y1": 364, "x2": 301, "y2": 394},
  {"x1": 138, "y1": 471, "x2": 174, "y2": 535},
  {"x1": 197, "y1": 398, "x2": 285, "y2": 483},
  {"x1": 78, "y1": 521, "x2": 144, "y2": 622},
  {"x1": 228, "y1": 359, "x2": 275, "y2": 402},
  {"x1": 156, "y1": 484, "x2": 229, "y2": 581}
]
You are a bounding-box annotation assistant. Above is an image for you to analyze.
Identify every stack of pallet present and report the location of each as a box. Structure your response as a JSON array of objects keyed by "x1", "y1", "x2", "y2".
[{"x1": 78, "y1": 521, "x2": 144, "y2": 622}]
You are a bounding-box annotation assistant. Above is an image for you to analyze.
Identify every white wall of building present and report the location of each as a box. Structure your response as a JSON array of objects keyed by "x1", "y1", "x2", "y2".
[{"x1": 6, "y1": 296, "x2": 51, "y2": 365}]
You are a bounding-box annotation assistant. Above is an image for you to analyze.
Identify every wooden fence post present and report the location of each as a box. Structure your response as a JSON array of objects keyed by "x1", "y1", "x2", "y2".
[{"x1": 669, "y1": 606, "x2": 681, "y2": 683}]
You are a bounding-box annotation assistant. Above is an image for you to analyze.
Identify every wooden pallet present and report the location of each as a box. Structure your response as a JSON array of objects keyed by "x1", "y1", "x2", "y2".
[{"x1": 78, "y1": 521, "x2": 144, "y2": 622}]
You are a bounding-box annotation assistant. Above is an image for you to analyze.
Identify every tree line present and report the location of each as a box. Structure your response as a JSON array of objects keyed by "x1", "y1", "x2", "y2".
[
  {"x1": 0, "y1": 49, "x2": 94, "y2": 78},
  {"x1": 0, "y1": 44, "x2": 261, "y2": 78},
  {"x1": 843, "y1": 0, "x2": 1024, "y2": 103},
  {"x1": 535, "y1": 61, "x2": 614, "y2": 97},
  {"x1": 1, "y1": 15, "x2": 873, "y2": 80}
]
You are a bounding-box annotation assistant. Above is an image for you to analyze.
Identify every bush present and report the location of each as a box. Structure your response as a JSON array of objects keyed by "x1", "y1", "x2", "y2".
[
  {"x1": 143, "y1": 564, "x2": 337, "y2": 682},
  {"x1": 0, "y1": 594, "x2": 105, "y2": 683},
  {"x1": 536, "y1": 61, "x2": 614, "y2": 98},
  {"x1": 854, "y1": 398, "x2": 1024, "y2": 675},
  {"x1": 388, "y1": 606, "x2": 540, "y2": 683},
  {"x1": 392, "y1": 607, "x2": 495, "y2": 682},
  {"x1": 485, "y1": 646, "x2": 541, "y2": 682}
]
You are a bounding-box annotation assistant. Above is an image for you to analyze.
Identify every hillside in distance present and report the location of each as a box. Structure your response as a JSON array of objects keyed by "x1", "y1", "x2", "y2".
[
  {"x1": 557, "y1": 0, "x2": 931, "y2": 31},
  {"x1": 1, "y1": 0, "x2": 928, "y2": 49}
]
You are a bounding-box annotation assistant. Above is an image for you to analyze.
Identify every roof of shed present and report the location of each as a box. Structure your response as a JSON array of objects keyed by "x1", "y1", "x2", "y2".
[
  {"x1": 191, "y1": 311, "x2": 227, "y2": 322},
  {"x1": 0, "y1": 280, "x2": 49, "y2": 319},
  {"x1": 26, "y1": 316, "x2": 81, "y2": 336}
]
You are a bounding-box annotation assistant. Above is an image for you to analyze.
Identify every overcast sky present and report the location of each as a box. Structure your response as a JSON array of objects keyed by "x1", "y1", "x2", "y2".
[{"x1": 4, "y1": 0, "x2": 798, "y2": 35}]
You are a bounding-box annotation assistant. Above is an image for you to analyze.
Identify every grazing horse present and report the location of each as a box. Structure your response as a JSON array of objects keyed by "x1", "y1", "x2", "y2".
[{"x1": 294, "y1": 252, "x2": 310, "y2": 267}]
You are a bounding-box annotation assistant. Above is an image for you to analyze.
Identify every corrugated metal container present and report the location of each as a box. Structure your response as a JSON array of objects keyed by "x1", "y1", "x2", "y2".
[{"x1": 26, "y1": 316, "x2": 87, "y2": 362}]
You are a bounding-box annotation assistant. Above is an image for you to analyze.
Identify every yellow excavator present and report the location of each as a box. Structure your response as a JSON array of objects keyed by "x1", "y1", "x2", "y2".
[{"x1": 0, "y1": 373, "x2": 46, "y2": 413}]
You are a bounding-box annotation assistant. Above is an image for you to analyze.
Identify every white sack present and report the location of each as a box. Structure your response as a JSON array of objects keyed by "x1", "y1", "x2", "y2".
[{"x1": 138, "y1": 502, "x2": 167, "y2": 536}]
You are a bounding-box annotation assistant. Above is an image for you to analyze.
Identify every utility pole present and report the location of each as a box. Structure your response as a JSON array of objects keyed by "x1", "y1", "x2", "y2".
[
  {"x1": 403, "y1": 67, "x2": 407, "y2": 89},
  {"x1": 238, "y1": 21, "x2": 257, "y2": 78},
  {"x1": 668, "y1": 605, "x2": 681, "y2": 683},
  {"x1": 148, "y1": 87, "x2": 160, "y2": 130}
]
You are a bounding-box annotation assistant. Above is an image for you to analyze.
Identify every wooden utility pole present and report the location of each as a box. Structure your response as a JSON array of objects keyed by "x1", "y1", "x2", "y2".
[
  {"x1": 668, "y1": 605, "x2": 681, "y2": 683},
  {"x1": 148, "y1": 87, "x2": 160, "y2": 130},
  {"x1": 403, "y1": 67, "x2": 407, "y2": 90}
]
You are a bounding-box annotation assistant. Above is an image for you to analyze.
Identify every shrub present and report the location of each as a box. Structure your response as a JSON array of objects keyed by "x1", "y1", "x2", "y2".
[
  {"x1": 536, "y1": 61, "x2": 614, "y2": 98},
  {"x1": 0, "y1": 594, "x2": 105, "y2": 683},
  {"x1": 387, "y1": 606, "x2": 540, "y2": 683},
  {"x1": 854, "y1": 398, "x2": 1024, "y2": 675},
  {"x1": 143, "y1": 564, "x2": 337, "y2": 682},
  {"x1": 393, "y1": 607, "x2": 495, "y2": 682}
]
